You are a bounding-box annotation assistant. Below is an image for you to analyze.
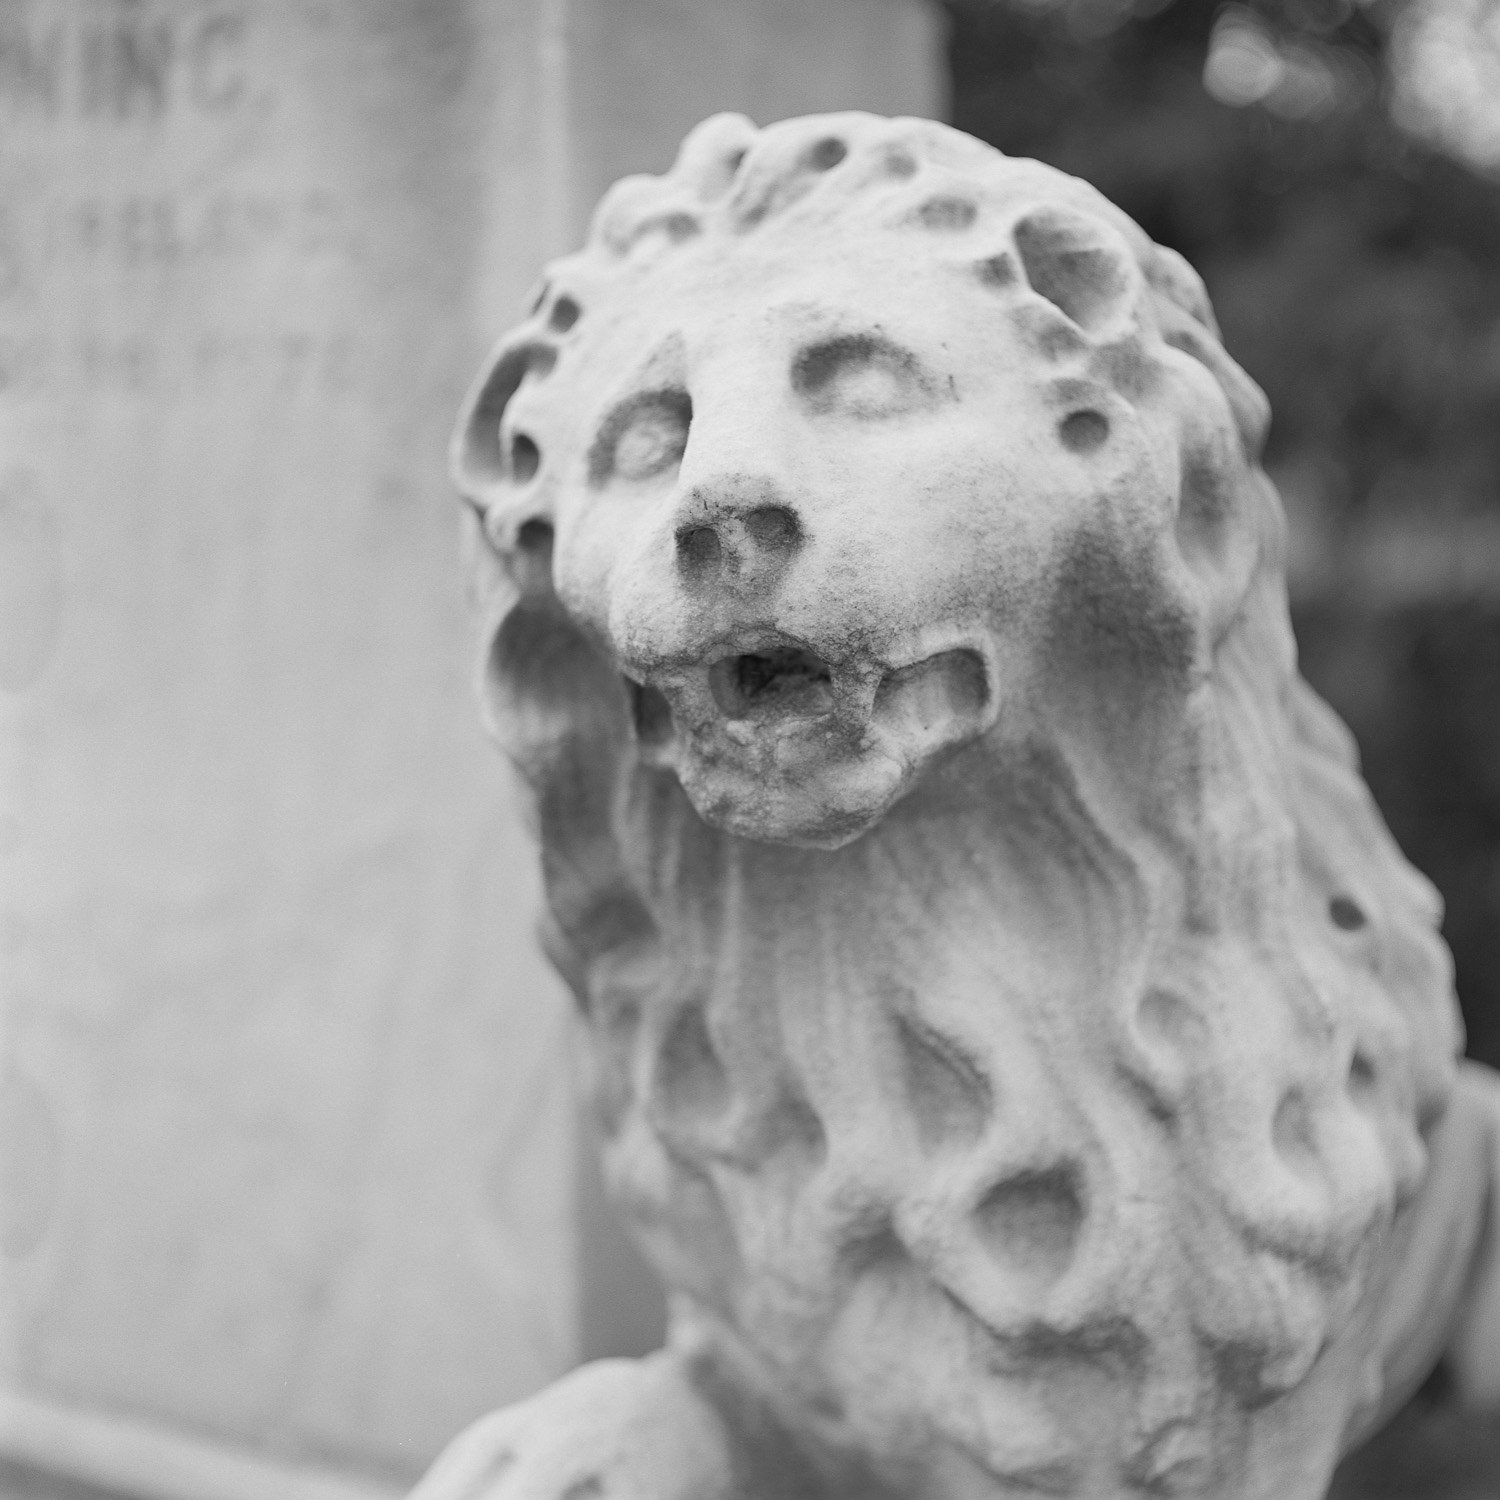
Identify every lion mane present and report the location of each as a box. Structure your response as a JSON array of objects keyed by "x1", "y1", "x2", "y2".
[{"x1": 450, "y1": 113, "x2": 1463, "y2": 1498}]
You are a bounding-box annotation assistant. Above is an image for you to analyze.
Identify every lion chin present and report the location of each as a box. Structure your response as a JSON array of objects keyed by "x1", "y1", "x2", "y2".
[
  {"x1": 430, "y1": 109, "x2": 1500, "y2": 1500},
  {"x1": 623, "y1": 631, "x2": 996, "y2": 847}
]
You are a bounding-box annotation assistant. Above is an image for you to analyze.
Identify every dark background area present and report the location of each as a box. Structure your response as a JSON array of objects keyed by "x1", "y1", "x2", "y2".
[{"x1": 944, "y1": 2, "x2": 1500, "y2": 1488}]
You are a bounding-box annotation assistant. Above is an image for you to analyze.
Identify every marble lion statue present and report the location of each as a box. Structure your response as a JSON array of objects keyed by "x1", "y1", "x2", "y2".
[{"x1": 422, "y1": 113, "x2": 1500, "y2": 1500}]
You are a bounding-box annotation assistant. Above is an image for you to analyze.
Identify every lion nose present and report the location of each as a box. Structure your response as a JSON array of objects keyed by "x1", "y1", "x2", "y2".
[{"x1": 675, "y1": 502, "x2": 802, "y2": 589}]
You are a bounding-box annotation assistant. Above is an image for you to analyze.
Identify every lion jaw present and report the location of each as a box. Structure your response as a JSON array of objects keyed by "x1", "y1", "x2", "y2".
[{"x1": 619, "y1": 625, "x2": 997, "y2": 848}]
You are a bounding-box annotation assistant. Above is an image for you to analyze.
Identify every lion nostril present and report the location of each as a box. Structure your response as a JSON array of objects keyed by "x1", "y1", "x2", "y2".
[
  {"x1": 742, "y1": 505, "x2": 801, "y2": 552},
  {"x1": 676, "y1": 524, "x2": 722, "y2": 575},
  {"x1": 677, "y1": 502, "x2": 801, "y2": 585}
]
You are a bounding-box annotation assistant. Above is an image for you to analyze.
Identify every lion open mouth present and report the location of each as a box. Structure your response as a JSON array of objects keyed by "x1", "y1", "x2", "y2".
[
  {"x1": 621, "y1": 626, "x2": 996, "y2": 846},
  {"x1": 708, "y1": 646, "x2": 836, "y2": 720}
]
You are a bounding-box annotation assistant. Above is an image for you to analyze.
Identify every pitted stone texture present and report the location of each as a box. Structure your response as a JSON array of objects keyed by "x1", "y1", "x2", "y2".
[{"x1": 429, "y1": 112, "x2": 1500, "y2": 1500}]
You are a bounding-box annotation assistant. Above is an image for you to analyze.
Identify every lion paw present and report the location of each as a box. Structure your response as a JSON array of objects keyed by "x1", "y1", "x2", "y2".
[{"x1": 408, "y1": 1356, "x2": 737, "y2": 1500}]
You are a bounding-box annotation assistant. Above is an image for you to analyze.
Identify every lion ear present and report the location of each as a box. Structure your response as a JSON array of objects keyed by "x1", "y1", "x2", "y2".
[
  {"x1": 1012, "y1": 206, "x2": 1138, "y2": 337},
  {"x1": 451, "y1": 336, "x2": 597, "y2": 775},
  {"x1": 451, "y1": 335, "x2": 561, "y2": 605},
  {"x1": 454, "y1": 342, "x2": 523, "y2": 505},
  {"x1": 450, "y1": 336, "x2": 558, "y2": 513}
]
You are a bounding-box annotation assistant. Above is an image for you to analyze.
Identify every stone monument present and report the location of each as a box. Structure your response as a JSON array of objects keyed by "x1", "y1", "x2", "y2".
[{"x1": 424, "y1": 112, "x2": 1500, "y2": 1500}]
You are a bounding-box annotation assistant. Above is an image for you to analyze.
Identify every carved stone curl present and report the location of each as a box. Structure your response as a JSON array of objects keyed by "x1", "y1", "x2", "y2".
[{"x1": 420, "y1": 113, "x2": 1500, "y2": 1500}]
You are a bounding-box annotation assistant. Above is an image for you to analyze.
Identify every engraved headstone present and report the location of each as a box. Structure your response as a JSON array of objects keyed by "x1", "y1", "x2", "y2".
[{"x1": 0, "y1": 2, "x2": 942, "y2": 1488}]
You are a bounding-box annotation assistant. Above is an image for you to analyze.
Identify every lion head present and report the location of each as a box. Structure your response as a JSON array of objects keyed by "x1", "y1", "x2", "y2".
[{"x1": 453, "y1": 113, "x2": 1462, "y2": 1498}]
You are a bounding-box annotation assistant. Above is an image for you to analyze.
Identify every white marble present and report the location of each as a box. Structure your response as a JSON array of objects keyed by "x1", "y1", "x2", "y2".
[{"x1": 431, "y1": 110, "x2": 1500, "y2": 1500}]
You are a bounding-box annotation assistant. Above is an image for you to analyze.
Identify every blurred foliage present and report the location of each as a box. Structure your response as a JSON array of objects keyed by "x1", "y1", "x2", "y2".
[{"x1": 946, "y1": 0, "x2": 1500, "y2": 1072}]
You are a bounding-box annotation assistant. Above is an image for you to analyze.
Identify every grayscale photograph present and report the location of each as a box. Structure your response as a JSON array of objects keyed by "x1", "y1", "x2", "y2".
[{"x1": 2, "y1": 2, "x2": 1499, "y2": 1498}]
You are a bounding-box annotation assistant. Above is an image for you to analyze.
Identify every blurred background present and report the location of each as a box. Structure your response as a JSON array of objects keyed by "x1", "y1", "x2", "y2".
[{"x1": 0, "y1": 2, "x2": 1496, "y2": 1498}]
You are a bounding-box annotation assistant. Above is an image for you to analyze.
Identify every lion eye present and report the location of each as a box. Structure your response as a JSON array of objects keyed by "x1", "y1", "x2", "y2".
[
  {"x1": 616, "y1": 407, "x2": 688, "y2": 480},
  {"x1": 590, "y1": 390, "x2": 692, "y2": 486},
  {"x1": 792, "y1": 334, "x2": 933, "y2": 420}
]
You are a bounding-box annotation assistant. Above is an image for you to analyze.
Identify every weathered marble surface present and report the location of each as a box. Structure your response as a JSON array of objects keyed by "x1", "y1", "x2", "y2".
[{"x1": 426, "y1": 112, "x2": 1500, "y2": 1500}]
